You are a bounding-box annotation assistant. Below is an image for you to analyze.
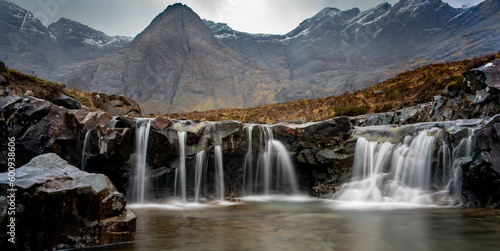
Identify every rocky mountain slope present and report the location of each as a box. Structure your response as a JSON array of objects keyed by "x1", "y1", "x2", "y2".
[
  {"x1": 48, "y1": 17, "x2": 132, "y2": 62},
  {"x1": 51, "y1": 3, "x2": 284, "y2": 113},
  {"x1": 0, "y1": 0, "x2": 131, "y2": 78},
  {"x1": 52, "y1": 0, "x2": 500, "y2": 113},
  {"x1": 205, "y1": 0, "x2": 500, "y2": 101}
]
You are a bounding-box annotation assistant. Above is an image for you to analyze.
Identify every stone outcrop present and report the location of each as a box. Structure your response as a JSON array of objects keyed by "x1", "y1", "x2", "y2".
[
  {"x1": 0, "y1": 95, "x2": 85, "y2": 170},
  {"x1": 0, "y1": 95, "x2": 112, "y2": 173},
  {"x1": 0, "y1": 153, "x2": 136, "y2": 250},
  {"x1": 90, "y1": 93, "x2": 142, "y2": 117},
  {"x1": 463, "y1": 115, "x2": 500, "y2": 208},
  {"x1": 351, "y1": 60, "x2": 500, "y2": 127}
]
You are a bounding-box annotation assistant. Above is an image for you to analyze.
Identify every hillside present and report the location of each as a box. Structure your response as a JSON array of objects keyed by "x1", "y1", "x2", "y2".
[
  {"x1": 0, "y1": 60, "x2": 140, "y2": 116},
  {"x1": 164, "y1": 52, "x2": 500, "y2": 124},
  {"x1": 49, "y1": 0, "x2": 500, "y2": 113}
]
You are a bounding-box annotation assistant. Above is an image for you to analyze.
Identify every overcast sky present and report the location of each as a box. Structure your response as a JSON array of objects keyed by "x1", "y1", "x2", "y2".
[{"x1": 13, "y1": 0, "x2": 485, "y2": 37}]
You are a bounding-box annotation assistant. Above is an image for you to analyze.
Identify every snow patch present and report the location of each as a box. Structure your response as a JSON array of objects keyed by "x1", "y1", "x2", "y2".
[
  {"x1": 284, "y1": 28, "x2": 310, "y2": 41},
  {"x1": 215, "y1": 33, "x2": 238, "y2": 39},
  {"x1": 84, "y1": 38, "x2": 104, "y2": 47}
]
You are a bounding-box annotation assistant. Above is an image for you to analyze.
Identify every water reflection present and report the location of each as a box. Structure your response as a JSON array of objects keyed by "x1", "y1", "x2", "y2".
[{"x1": 93, "y1": 199, "x2": 500, "y2": 251}]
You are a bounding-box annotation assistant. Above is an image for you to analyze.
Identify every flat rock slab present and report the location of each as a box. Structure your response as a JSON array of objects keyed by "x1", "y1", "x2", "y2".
[{"x1": 0, "y1": 153, "x2": 136, "y2": 250}]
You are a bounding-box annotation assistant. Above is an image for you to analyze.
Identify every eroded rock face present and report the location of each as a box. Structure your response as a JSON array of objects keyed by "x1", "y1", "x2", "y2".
[
  {"x1": 0, "y1": 153, "x2": 136, "y2": 250},
  {"x1": 0, "y1": 95, "x2": 86, "y2": 170},
  {"x1": 0, "y1": 95, "x2": 118, "y2": 173},
  {"x1": 462, "y1": 115, "x2": 500, "y2": 208},
  {"x1": 91, "y1": 93, "x2": 142, "y2": 117}
]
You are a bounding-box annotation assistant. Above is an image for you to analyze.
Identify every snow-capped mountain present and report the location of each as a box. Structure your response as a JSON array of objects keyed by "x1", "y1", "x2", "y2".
[
  {"x1": 0, "y1": 0, "x2": 60, "y2": 76},
  {"x1": 0, "y1": 0, "x2": 132, "y2": 78},
  {"x1": 204, "y1": 0, "x2": 499, "y2": 100},
  {"x1": 48, "y1": 18, "x2": 132, "y2": 61},
  {"x1": 0, "y1": 0, "x2": 50, "y2": 37}
]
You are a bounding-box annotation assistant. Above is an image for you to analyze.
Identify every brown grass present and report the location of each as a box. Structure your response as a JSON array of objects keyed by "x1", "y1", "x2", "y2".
[{"x1": 1, "y1": 61, "x2": 101, "y2": 111}]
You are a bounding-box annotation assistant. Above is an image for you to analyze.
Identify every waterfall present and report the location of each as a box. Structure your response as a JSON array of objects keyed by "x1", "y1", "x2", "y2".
[
  {"x1": 215, "y1": 146, "x2": 225, "y2": 201},
  {"x1": 178, "y1": 131, "x2": 187, "y2": 203},
  {"x1": 243, "y1": 125, "x2": 254, "y2": 194},
  {"x1": 131, "y1": 119, "x2": 152, "y2": 204},
  {"x1": 244, "y1": 125, "x2": 299, "y2": 195},
  {"x1": 335, "y1": 129, "x2": 472, "y2": 205},
  {"x1": 81, "y1": 131, "x2": 90, "y2": 171},
  {"x1": 194, "y1": 150, "x2": 206, "y2": 203}
]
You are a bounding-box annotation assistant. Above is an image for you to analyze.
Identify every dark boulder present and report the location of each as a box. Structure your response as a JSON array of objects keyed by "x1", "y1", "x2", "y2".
[
  {"x1": 0, "y1": 153, "x2": 136, "y2": 250},
  {"x1": 91, "y1": 93, "x2": 142, "y2": 117},
  {"x1": 462, "y1": 115, "x2": 500, "y2": 208},
  {"x1": 52, "y1": 94, "x2": 82, "y2": 109},
  {"x1": 0, "y1": 95, "x2": 86, "y2": 171}
]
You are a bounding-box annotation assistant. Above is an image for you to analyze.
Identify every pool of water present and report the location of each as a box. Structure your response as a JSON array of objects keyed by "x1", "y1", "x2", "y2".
[{"x1": 96, "y1": 197, "x2": 500, "y2": 251}]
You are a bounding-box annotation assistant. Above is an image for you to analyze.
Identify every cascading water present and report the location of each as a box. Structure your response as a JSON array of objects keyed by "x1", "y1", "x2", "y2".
[
  {"x1": 81, "y1": 131, "x2": 91, "y2": 171},
  {"x1": 334, "y1": 128, "x2": 473, "y2": 205},
  {"x1": 244, "y1": 125, "x2": 299, "y2": 195},
  {"x1": 194, "y1": 150, "x2": 206, "y2": 203},
  {"x1": 177, "y1": 131, "x2": 187, "y2": 203},
  {"x1": 243, "y1": 125, "x2": 254, "y2": 194},
  {"x1": 214, "y1": 146, "x2": 225, "y2": 201},
  {"x1": 174, "y1": 126, "x2": 224, "y2": 204},
  {"x1": 130, "y1": 119, "x2": 152, "y2": 204}
]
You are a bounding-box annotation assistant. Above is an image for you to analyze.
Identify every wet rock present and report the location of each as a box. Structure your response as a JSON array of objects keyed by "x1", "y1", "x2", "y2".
[
  {"x1": 105, "y1": 116, "x2": 133, "y2": 129},
  {"x1": 312, "y1": 183, "x2": 338, "y2": 198},
  {"x1": 53, "y1": 94, "x2": 82, "y2": 109},
  {"x1": 0, "y1": 75, "x2": 6, "y2": 85},
  {"x1": 213, "y1": 120, "x2": 242, "y2": 151},
  {"x1": 24, "y1": 90, "x2": 34, "y2": 97},
  {"x1": 462, "y1": 115, "x2": 500, "y2": 208},
  {"x1": 84, "y1": 126, "x2": 134, "y2": 191},
  {"x1": 69, "y1": 109, "x2": 111, "y2": 130},
  {"x1": 290, "y1": 118, "x2": 305, "y2": 124},
  {"x1": 0, "y1": 95, "x2": 86, "y2": 170},
  {"x1": 0, "y1": 153, "x2": 136, "y2": 250},
  {"x1": 298, "y1": 149, "x2": 318, "y2": 164},
  {"x1": 91, "y1": 93, "x2": 142, "y2": 117}
]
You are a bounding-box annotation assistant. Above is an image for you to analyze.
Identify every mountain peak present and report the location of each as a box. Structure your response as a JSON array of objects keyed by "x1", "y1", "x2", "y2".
[{"x1": 132, "y1": 2, "x2": 203, "y2": 42}]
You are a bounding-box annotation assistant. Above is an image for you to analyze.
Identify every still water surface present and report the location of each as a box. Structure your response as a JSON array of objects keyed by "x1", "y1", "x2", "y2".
[{"x1": 97, "y1": 197, "x2": 500, "y2": 251}]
